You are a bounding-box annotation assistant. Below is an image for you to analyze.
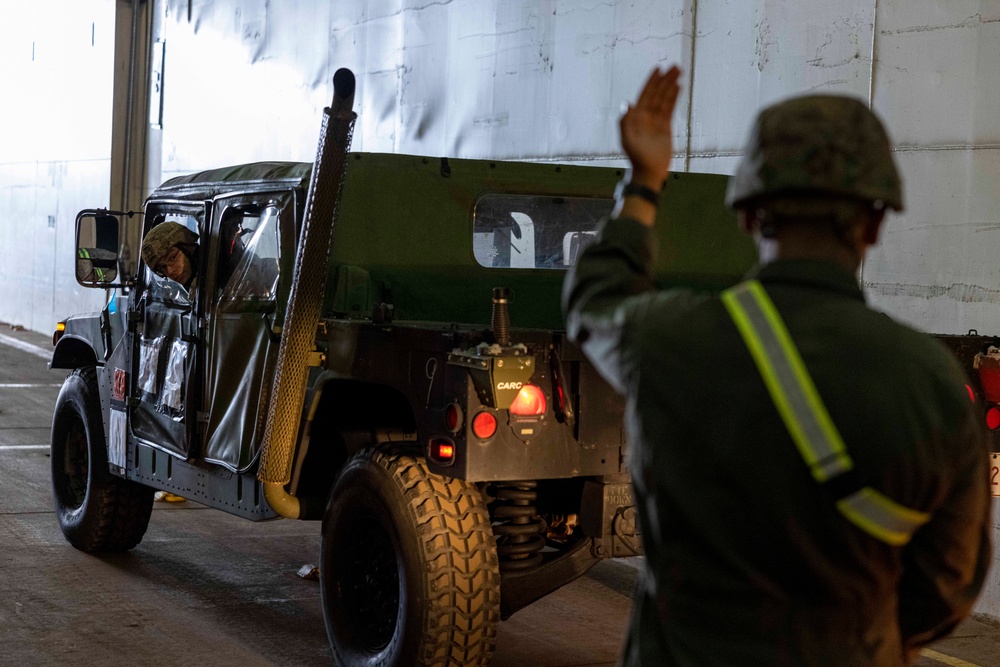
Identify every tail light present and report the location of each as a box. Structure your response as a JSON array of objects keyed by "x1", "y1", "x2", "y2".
[
  {"x1": 975, "y1": 354, "x2": 1000, "y2": 402},
  {"x1": 509, "y1": 384, "x2": 546, "y2": 416},
  {"x1": 429, "y1": 437, "x2": 455, "y2": 464}
]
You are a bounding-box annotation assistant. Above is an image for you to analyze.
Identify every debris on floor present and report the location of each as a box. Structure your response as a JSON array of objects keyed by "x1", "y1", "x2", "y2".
[{"x1": 154, "y1": 491, "x2": 186, "y2": 502}]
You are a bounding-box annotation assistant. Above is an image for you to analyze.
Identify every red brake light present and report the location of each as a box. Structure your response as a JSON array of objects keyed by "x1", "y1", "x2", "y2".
[
  {"x1": 472, "y1": 411, "x2": 497, "y2": 439},
  {"x1": 987, "y1": 406, "x2": 1000, "y2": 430},
  {"x1": 967, "y1": 384, "x2": 976, "y2": 403},
  {"x1": 430, "y1": 437, "x2": 455, "y2": 463},
  {"x1": 510, "y1": 384, "x2": 546, "y2": 416}
]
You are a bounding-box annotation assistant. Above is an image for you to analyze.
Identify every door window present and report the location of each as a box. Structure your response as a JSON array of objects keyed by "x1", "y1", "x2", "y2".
[
  {"x1": 203, "y1": 196, "x2": 291, "y2": 472},
  {"x1": 218, "y1": 205, "x2": 281, "y2": 302},
  {"x1": 143, "y1": 212, "x2": 202, "y2": 307}
]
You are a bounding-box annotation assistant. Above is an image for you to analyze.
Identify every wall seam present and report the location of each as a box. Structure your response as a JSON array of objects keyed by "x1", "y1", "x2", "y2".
[
  {"x1": 123, "y1": 4, "x2": 139, "y2": 205},
  {"x1": 868, "y1": 0, "x2": 878, "y2": 108},
  {"x1": 684, "y1": 0, "x2": 698, "y2": 173},
  {"x1": 861, "y1": 0, "x2": 879, "y2": 282}
]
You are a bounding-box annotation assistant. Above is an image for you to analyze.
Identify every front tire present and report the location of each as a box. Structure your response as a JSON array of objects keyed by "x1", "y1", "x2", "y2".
[
  {"x1": 321, "y1": 448, "x2": 501, "y2": 667},
  {"x1": 50, "y1": 367, "x2": 154, "y2": 552}
]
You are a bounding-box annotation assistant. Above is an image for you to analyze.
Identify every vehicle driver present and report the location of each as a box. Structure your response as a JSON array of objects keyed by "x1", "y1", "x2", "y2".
[{"x1": 140, "y1": 221, "x2": 200, "y2": 290}]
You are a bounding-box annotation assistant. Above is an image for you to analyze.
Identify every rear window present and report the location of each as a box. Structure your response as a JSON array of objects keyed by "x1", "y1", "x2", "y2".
[{"x1": 473, "y1": 194, "x2": 613, "y2": 270}]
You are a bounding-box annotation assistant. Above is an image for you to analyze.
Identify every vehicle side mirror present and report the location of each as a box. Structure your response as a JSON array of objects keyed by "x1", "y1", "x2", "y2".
[{"x1": 76, "y1": 211, "x2": 122, "y2": 287}]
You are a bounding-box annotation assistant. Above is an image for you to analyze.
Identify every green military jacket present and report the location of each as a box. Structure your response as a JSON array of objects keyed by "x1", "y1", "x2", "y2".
[{"x1": 563, "y1": 215, "x2": 992, "y2": 666}]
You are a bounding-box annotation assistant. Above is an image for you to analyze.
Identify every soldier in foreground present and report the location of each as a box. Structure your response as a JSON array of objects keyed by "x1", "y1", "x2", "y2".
[{"x1": 564, "y1": 65, "x2": 992, "y2": 665}]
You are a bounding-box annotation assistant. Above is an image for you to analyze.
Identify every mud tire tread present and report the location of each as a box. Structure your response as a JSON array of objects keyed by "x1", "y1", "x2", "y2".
[
  {"x1": 322, "y1": 447, "x2": 501, "y2": 667},
  {"x1": 51, "y1": 367, "x2": 154, "y2": 553}
]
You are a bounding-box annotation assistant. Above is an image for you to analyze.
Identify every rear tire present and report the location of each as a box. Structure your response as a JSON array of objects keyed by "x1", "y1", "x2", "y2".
[
  {"x1": 51, "y1": 367, "x2": 154, "y2": 552},
  {"x1": 321, "y1": 448, "x2": 500, "y2": 667}
]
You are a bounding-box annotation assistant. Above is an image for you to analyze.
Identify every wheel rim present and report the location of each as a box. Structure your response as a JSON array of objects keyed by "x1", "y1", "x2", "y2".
[
  {"x1": 59, "y1": 415, "x2": 89, "y2": 509},
  {"x1": 334, "y1": 511, "x2": 401, "y2": 652}
]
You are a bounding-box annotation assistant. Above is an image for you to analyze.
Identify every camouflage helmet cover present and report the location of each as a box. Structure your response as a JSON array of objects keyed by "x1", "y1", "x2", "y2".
[
  {"x1": 140, "y1": 221, "x2": 199, "y2": 267},
  {"x1": 725, "y1": 94, "x2": 903, "y2": 212}
]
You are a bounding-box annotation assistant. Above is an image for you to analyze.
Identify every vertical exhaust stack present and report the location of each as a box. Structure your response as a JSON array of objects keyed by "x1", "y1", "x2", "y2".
[
  {"x1": 258, "y1": 68, "x2": 357, "y2": 518},
  {"x1": 492, "y1": 287, "x2": 511, "y2": 346}
]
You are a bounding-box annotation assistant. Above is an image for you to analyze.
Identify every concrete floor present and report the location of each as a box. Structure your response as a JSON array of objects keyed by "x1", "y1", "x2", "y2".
[
  {"x1": 0, "y1": 446, "x2": 635, "y2": 667},
  {"x1": 1, "y1": 322, "x2": 998, "y2": 667}
]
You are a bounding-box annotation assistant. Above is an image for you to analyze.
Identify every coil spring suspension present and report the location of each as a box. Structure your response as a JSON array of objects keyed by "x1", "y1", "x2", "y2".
[{"x1": 491, "y1": 481, "x2": 547, "y2": 572}]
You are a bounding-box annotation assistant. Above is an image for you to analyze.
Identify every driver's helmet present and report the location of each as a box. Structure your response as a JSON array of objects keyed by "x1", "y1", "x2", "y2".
[
  {"x1": 140, "y1": 221, "x2": 199, "y2": 268},
  {"x1": 725, "y1": 94, "x2": 903, "y2": 212}
]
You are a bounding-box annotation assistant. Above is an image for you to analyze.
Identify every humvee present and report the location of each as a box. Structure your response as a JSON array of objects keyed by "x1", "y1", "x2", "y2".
[{"x1": 49, "y1": 70, "x2": 755, "y2": 665}]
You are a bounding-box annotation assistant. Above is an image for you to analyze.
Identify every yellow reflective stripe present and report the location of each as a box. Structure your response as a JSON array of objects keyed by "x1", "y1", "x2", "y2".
[
  {"x1": 722, "y1": 283, "x2": 852, "y2": 481},
  {"x1": 723, "y1": 280, "x2": 930, "y2": 546},
  {"x1": 721, "y1": 289, "x2": 821, "y2": 473},
  {"x1": 743, "y1": 281, "x2": 853, "y2": 478},
  {"x1": 837, "y1": 488, "x2": 931, "y2": 546},
  {"x1": 78, "y1": 247, "x2": 105, "y2": 280}
]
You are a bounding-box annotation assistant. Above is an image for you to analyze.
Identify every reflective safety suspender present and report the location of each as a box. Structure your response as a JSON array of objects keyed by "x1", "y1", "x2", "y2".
[
  {"x1": 721, "y1": 279, "x2": 930, "y2": 546},
  {"x1": 78, "y1": 247, "x2": 107, "y2": 281}
]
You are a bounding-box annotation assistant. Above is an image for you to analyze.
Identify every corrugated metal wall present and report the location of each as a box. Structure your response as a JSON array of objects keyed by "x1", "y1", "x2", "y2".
[{"x1": 2, "y1": 0, "x2": 998, "y2": 618}]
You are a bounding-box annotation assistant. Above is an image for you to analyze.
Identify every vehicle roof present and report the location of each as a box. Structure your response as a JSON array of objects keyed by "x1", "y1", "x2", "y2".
[{"x1": 151, "y1": 161, "x2": 313, "y2": 199}]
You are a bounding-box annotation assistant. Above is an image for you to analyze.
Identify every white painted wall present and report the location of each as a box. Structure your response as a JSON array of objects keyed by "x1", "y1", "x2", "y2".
[
  {"x1": 864, "y1": 4, "x2": 1000, "y2": 336},
  {"x1": 0, "y1": 1, "x2": 114, "y2": 333},
  {"x1": 3, "y1": 0, "x2": 999, "y2": 621}
]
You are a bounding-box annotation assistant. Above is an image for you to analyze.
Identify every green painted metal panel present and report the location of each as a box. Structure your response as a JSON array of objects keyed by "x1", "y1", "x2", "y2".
[
  {"x1": 147, "y1": 153, "x2": 756, "y2": 330},
  {"x1": 326, "y1": 153, "x2": 756, "y2": 329}
]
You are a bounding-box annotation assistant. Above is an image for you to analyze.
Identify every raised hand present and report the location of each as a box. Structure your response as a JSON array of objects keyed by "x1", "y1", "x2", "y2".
[{"x1": 619, "y1": 65, "x2": 682, "y2": 189}]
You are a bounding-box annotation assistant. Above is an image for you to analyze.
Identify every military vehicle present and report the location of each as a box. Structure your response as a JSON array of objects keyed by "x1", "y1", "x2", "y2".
[
  {"x1": 932, "y1": 336, "x2": 1000, "y2": 497},
  {"x1": 49, "y1": 69, "x2": 755, "y2": 665}
]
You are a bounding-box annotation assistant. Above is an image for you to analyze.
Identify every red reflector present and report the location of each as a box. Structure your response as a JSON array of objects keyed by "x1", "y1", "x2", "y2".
[
  {"x1": 987, "y1": 407, "x2": 1000, "y2": 431},
  {"x1": 472, "y1": 412, "x2": 497, "y2": 439},
  {"x1": 967, "y1": 384, "x2": 976, "y2": 403},
  {"x1": 510, "y1": 384, "x2": 546, "y2": 416},
  {"x1": 445, "y1": 403, "x2": 463, "y2": 432}
]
